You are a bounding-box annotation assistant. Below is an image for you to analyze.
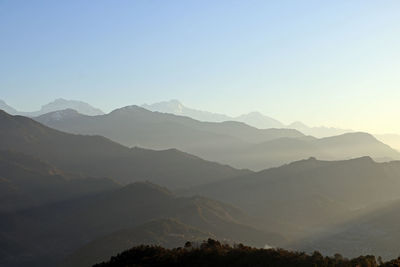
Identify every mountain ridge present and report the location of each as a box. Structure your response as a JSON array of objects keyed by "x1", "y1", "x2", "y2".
[
  {"x1": 0, "y1": 109, "x2": 250, "y2": 188},
  {"x1": 0, "y1": 98, "x2": 104, "y2": 117},
  {"x1": 34, "y1": 107, "x2": 400, "y2": 170}
]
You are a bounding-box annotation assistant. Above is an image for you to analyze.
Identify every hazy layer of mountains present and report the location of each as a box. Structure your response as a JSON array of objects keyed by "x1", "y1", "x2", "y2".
[
  {"x1": 0, "y1": 98, "x2": 358, "y2": 137},
  {"x1": 143, "y1": 100, "x2": 400, "y2": 150},
  {"x1": 0, "y1": 98, "x2": 104, "y2": 117},
  {"x1": 143, "y1": 99, "x2": 284, "y2": 128},
  {"x1": 143, "y1": 100, "x2": 352, "y2": 137},
  {"x1": 0, "y1": 110, "x2": 247, "y2": 189},
  {"x1": 4, "y1": 98, "x2": 400, "y2": 150},
  {"x1": 184, "y1": 157, "x2": 400, "y2": 242},
  {"x1": 2, "y1": 105, "x2": 400, "y2": 266},
  {"x1": 35, "y1": 106, "x2": 400, "y2": 170}
]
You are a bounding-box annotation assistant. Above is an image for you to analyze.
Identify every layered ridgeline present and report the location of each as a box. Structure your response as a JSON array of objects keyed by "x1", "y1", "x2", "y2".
[
  {"x1": 144, "y1": 100, "x2": 400, "y2": 147},
  {"x1": 0, "y1": 182, "x2": 283, "y2": 267},
  {"x1": 3, "y1": 109, "x2": 400, "y2": 265},
  {"x1": 143, "y1": 100, "x2": 354, "y2": 137},
  {"x1": 184, "y1": 157, "x2": 400, "y2": 243},
  {"x1": 0, "y1": 98, "x2": 104, "y2": 116},
  {"x1": 142, "y1": 99, "x2": 285, "y2": 128},
  {"x1": 0, "y1": 110, "x2": 280, "y2": 266},
  {"x1": 0, "y1": 150, "x2": 118, "y2": 212},
  {"x1": 35, "y1": 106, "x2": 400, "y2": 170},
  {"x1": 0, "y1": 110, "x2": 248, "y2": 188}
]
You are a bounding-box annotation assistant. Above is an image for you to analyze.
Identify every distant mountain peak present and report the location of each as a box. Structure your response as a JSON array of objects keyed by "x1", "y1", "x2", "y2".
[
  {"x1": 142, "y1": 99, "x2": 286, "y2": 128},
  {"x1": 167, "y1": 99, "x2": 183, "y2": 105},
  {"x1": 242, "y1": 111, "x2": 264, "y2": 117},
  {"x1": 142, "y1": 99, "x2": 185, "y2": 114},
  {"x1": 109, "y1": 105, "x2": 147, "y2": 115},
  {"x1": 39, "y1": 98, "x2": 104, "y2": 116},
  {"x1": 0, "y1": 99, "x2": 18, "y2": 115}
]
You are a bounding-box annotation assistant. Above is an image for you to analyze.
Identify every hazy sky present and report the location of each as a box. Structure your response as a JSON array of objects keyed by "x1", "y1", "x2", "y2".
[{"x1": 1, "y1": 1, "x2": 400, "y2": 133}]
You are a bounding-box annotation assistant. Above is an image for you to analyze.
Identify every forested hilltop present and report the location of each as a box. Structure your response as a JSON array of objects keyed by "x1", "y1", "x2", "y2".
[{"x1": 94, "y1": 239, "x2": 400, "y2": 267}]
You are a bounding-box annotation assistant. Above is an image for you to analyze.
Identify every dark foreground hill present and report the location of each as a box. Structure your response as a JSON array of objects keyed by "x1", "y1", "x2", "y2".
[
  {"x1": 0, "y1": 110, "x2": 248, "y2": 188},
  {"x1": 94, "y1": 239, "x2": 400, "y2": 267}
]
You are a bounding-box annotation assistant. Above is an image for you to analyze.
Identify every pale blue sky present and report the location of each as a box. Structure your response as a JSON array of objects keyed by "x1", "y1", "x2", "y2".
[{"x1": 1, "y1": 1, "x2": 400, "y2": 133}]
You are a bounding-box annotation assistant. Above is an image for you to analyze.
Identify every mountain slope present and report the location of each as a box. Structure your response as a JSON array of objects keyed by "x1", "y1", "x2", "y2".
[
  {"x1": 142, "y1": 99, "x2": 232, "y2": 122},
  {"x1": 235, "y1": 111, "x2": 284, "y2": 128},
  {"x1": 0, "y1": 150, "x2": 118, "y2": 212},
  {"x1": 295, "y1": 197, "x2": 400, "y2": 260},
  {"x1": 0, "y1": 110, "x2": 249, "y2": 188},
  {"x1": 142, "y1": 100, "x2": 285, "y2": 128},
  {"x1": 62, "y1": 218, "x2": 215, "y2": 267},
  {"x1": 288, "y1": 121, "x2": 352, "y2": 138},
  {"x1": 35, "y1": 105, "x2": 302, "y2": 146},
  {"x1": 17, "y1": 98, "x2": 104, "y2": 116},
  {"x1": 186, "y1": 157, "x2": 400, "y2": 240},
  {"x1": 375, "y1": 133, "x2": 400, "y2": 151},
  {"x1": 0, "y1": 100, "x2": 18, "y2": 115},
  {"x1": 0, "y1": 182, "x2": 283, "y2": 267}
]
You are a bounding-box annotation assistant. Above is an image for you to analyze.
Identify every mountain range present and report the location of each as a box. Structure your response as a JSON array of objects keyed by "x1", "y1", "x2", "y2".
[
  {"x1": 142, "y1": 99, "x2": 285, "y2": 128},
  {"x1": 0, "y1": 110, "x2": 248, "y2": 188},
  {"x1": 184, "y1": 156, "x2": 400, "y2": 241},
  {"x1": 0, "y1": 98, "x2": 104, "y2": 116},
  {"x1": 143, "y1": 100, "x2": 354, "y2": 137},
  {"x1": 1, "y1": 98, "x2": 351, "y2": 137},
  {"x1": 4, "y1": 98, "x2": 400, "y2": 150},
  {"x1": 2, "y1": 109, "x2": 400, "y2": 265},
  {"x1": 34, "y1": 106, "x2": 400, "y2": 170},
  {"x1": 142, "y1": 100, "x2": 400, "y2": 150},
  {"x1": 0, "y1": 181, "x2": 282, "y2": 267}
]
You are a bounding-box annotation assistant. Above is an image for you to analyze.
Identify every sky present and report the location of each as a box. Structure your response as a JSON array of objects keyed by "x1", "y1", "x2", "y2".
[{"x1": 1, "y1": 0, "x2": 400, "y2": 133}]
